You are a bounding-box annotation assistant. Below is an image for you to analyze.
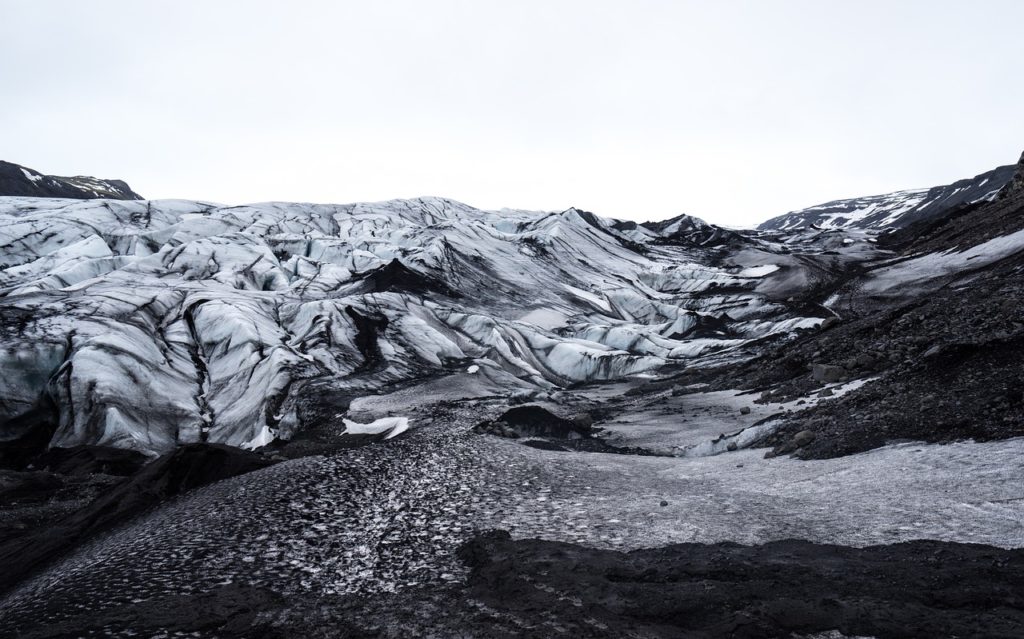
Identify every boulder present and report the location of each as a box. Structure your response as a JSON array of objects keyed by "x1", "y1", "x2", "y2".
[
  {"x1": 811, "y1": 364, "x2": 845, "y2": 384},
  {"x1": 572, "y1": 413, "x2": 595, "y2": 429},
  {"x1": 475, "y1": 406, "x2": 592, "y2": 440},
  {"x1": 793, "y1": 430, "x2": 816, "y2": 448},
  {"x1": 855, "y1": 353, "x2": 877, "y2": 369}
]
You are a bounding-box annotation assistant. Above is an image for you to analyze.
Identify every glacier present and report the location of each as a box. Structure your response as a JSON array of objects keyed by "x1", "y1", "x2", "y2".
[{"x1": 0, "y1": 195, "x2": 870, "y2": 455}]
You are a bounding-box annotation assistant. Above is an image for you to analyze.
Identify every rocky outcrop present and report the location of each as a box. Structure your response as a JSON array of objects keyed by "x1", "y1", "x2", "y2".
[
  {"x1": 474, "y1": 405, "x2": 593, "y2": 439},
  {"x1": 473, "y1": 405, "x2": 658, "y2": 455},
  {"x1": 759, "y1": 161, "x2": 1015, "y2": 231},
  {"x1": 998, "y1": 150, "x2": 1024, "y2": 199},
  {"x1": 642, "y1": 212, "x2": 750, "y2": 247},
  {"x1": 0, "y1": 161, "x2": 142, "y2": 200}
]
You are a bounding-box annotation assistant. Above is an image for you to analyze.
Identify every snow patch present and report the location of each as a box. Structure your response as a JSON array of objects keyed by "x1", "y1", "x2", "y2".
[
  {"x1": 342, "y1": 417, "x2": 411, "y2": 439},
  {"x1": 736, "y1": 264, "x2": 779, "y2": 278},
  {"x1": 865, "y1": 228, "x2": 1024, "y2": 293}
]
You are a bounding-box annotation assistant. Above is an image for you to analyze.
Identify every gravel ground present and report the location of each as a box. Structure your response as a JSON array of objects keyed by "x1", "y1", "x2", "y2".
[{"x1": 2, "y1": 399, "x2": 1022, "y2": 636}]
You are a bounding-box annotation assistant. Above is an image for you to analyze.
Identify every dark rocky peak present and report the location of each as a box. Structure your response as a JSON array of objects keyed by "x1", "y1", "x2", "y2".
[
  {"x1": 758, "y1": 160, "x2": 1016, "y2": 232},
  {"x1": 997, "y1": 150, "x2": 1024, "y2": 199},
  {"x1": 643, "y1": 212, "x2": 749, "y2": 248},
  {"x1": 0, "y1": 160, "x2": 142, "y2": 200},
  {"x1": 642, "y1": 212, "x2": 713, "y2": 235}
]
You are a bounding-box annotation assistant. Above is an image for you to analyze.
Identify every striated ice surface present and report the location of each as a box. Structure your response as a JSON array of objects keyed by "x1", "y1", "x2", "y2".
[{"x1": 0, "y1": 196, "x2": 845, "y2": 454}]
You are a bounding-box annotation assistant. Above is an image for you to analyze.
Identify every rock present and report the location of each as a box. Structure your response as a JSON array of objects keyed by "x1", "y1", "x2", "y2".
[
  {"x1": 811, "y1": 364, "x2": 845, "y2": 384},
  {"x1": 768, "y1": 430, "x2": 818, "y2": 458},
  {"x1": 997, "y1": 149, "x2": 1024, "y2": 199},
  {"x1": 572, "y1": 413, "x2": 595, "y2": 429},
  {"x1": 660, "y1": 500, "x2": 668, "y2": 507},
  {"x1": 794, "y1": 430, "x2": 816, "y2": 448},
  {"x1": 739, "y1": 406, "x2": 751, "y2": 415},
  {"x1": 855, "y1": 353, "x2": 877, "y2": 369},
  {"x1": 477, "y1": 406, "x2": 591, "y2": 440},
  {"x1": 726, "y1": 442, "x2": 738, "y2": 452},
  {"x1": 817, "y1": 388, "x2": 834, "y2": 398},
  {"x1": 769, "y1": 442, "x2": 796, "y2": 457}
]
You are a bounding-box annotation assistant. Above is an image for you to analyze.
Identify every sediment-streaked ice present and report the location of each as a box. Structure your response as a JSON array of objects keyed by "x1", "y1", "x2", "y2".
[{"x1": 0, "y1": 196, "x2": 838, "y2": 454}]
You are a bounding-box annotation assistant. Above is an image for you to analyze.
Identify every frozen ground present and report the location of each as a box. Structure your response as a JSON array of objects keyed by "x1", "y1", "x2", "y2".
[
  {"x1": 2, "y1": 396, "x2": 1021, "y2": 634},
  {"x1": 583, "y1": 379, "x2": 874, "y2": 454},
  {"x1": 500, "y1": 436, "x2": 1024, "y2": 550}
]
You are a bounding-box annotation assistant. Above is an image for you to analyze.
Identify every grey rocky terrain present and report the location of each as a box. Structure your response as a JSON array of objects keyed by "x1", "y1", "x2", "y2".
[{"x1": 1, "y1": 151, "x2": 1023, "y2": 637}]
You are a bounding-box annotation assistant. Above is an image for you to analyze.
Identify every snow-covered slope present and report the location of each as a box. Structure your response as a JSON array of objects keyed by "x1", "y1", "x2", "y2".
[
  {"x1": 0, "y1": 161, "x2": 142, "y2": 200},
  {"x1": 0, "y1": 196, "x2": 851, "y2": 456},
  {"x1": 758, "y1": 163, "x2": 1015, "y2": 231}
]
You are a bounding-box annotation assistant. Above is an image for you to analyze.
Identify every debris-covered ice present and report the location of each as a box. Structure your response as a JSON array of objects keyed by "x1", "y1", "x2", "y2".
[{"x1": 0, "y1": 196, "x2": 838, "y2": 455}]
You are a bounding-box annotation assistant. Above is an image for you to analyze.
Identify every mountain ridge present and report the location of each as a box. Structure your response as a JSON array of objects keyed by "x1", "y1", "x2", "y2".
[
  {"x1": 0, "y1": 151, "x2": 1022, "y2": 460},
  {"x1": 0, "y1": 161, "x2": 142, "y2": 201},
  {"x1": 758, "y1": 162, "x2": 1016, "y2": 232},
  {"x1": 3, "y1": 151, "x2": 1024, "y2": 637}
]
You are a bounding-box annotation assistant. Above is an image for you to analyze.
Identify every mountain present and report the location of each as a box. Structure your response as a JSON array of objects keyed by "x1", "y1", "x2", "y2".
[
  {"x1": 2, "y1": 152, "x2": 1024, "y2": 637},
  {"x1": 758, "y1": 162, "x2": 1016, "y2": 231},
  {"x1": 0, "y1": 161, "x2": 142, "y2": 200},
  {"x1": 2, "y1": 151, "x2": 1023, "y2": 461}
]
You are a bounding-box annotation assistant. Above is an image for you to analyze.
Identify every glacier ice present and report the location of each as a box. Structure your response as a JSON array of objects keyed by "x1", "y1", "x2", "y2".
[{"x1": 0, "y1": 196, "x2": 835, "y2": 454}]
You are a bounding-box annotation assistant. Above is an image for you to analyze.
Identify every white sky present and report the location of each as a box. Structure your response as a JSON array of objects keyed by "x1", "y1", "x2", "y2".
[{"x1": 2, "y1": 1, "x2": 1022, "y2": 226}]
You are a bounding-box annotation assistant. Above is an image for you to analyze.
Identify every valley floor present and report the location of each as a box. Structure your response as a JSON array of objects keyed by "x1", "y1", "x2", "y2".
[{"x1": 1, "y1": 395, "x2": 1022, "y2": 637}]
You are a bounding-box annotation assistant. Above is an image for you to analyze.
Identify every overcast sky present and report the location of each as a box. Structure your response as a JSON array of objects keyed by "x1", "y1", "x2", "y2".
[{"x1": 2, "y1": 1, "x2": 1022, "y2": 226}]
